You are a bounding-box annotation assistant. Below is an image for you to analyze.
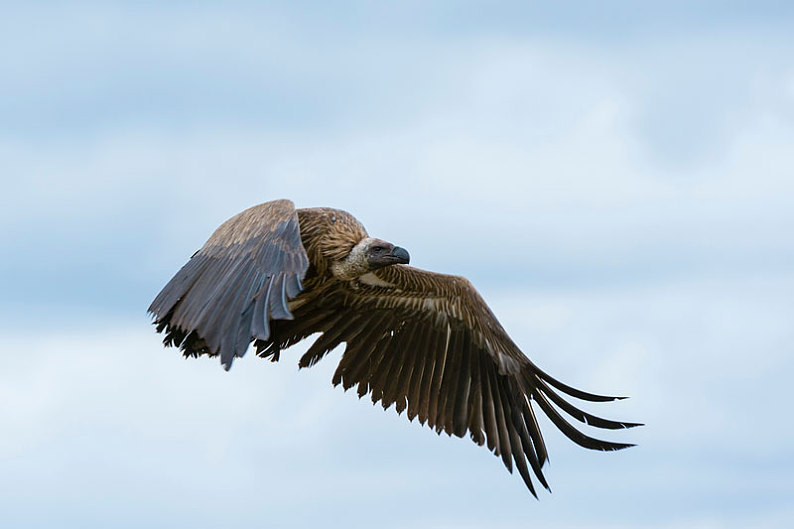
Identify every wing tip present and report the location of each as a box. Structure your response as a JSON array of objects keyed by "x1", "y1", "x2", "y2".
[
  {"x1": 603, "y1": 442, "x2": 637, "y2": 451},
  {"x1": 530, "y1": 365, "x2": 632, "y2": 403},
  {"x1": 221, "y1": 355, "x2": 234, "y2": 371}
]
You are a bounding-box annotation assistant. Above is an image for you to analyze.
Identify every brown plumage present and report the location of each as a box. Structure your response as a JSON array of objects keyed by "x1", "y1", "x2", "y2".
[{"x1": 148, "y1": 199, "x2": 640, "y2": 496}]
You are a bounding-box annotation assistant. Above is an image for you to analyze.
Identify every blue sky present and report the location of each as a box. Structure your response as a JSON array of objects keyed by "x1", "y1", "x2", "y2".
[{"x1": 2, "y1": 2, "x2": 793, "y2": 528}]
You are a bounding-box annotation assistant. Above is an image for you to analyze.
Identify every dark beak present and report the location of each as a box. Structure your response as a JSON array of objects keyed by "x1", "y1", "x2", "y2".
[{"x1": 391, "y1": 246, "x2": 410, "y2": 265}]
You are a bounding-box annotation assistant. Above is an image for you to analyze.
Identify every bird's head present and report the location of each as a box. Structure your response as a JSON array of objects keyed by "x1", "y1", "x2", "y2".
[
  {"x1": 331, "y1": 237, "x2": 410, "y2": 280},
  {"x1": 298, "y1": 207, "x2": 409, "y2": 280}
]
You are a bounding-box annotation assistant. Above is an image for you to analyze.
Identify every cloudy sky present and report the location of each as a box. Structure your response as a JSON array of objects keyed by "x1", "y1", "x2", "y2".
[{"x1": 2, "y1": 1, "x2": 793, "y2": 528}]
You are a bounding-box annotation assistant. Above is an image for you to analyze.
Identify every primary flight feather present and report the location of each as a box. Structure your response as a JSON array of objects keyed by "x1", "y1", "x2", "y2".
[{"x1": 148, "y1": 199, "x2": 639, "y2": 496}]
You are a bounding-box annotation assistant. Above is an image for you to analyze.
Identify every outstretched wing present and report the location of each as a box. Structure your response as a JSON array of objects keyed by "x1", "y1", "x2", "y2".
[
  {"x1": 256, "y1": 265, "x2": 640, "y2": 496},
  {"x1": 148, "y1": 199, "x2": 309, "y2": 370}
]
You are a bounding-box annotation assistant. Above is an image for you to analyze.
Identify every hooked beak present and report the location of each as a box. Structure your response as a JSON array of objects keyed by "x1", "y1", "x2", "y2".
[{"x1": 390, "y1": 246, "x2": 410, "y2": 265}]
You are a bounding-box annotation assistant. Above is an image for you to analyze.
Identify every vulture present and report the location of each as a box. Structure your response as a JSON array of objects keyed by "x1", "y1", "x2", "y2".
[{"x1": 148, "y1": 199, "x2": 639, "y2": 496}]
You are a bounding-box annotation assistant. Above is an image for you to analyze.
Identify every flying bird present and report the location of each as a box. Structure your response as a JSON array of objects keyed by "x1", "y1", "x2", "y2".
[{"x1": 148, "y1": 199, "x2": 639, "y2": 496}]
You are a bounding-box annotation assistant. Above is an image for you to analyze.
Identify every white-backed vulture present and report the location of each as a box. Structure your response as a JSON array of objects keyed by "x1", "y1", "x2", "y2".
[{"x1": 148, "y1": 199, "x2": 640, "y2": 496}]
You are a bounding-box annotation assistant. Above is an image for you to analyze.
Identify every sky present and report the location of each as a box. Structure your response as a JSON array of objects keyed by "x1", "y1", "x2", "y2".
[{"x1": 1, "y1": 1, "x2": 793, "y2": 528}]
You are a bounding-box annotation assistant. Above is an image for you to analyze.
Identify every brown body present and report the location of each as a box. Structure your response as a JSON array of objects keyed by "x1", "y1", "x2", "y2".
[{"x1": 149, "y1": 199, "x2": 639, "y2": 496}]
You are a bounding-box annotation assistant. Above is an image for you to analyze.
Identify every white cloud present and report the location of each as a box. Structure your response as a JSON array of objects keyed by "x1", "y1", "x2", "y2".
[{"x1": 3, "y1": 32, "x2": 792, "y2": 281}]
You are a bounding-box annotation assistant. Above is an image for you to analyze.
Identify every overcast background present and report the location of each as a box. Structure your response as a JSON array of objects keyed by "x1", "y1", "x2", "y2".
[{"x1": 2, "y1": 1, "x2": 793, "y2": 528}]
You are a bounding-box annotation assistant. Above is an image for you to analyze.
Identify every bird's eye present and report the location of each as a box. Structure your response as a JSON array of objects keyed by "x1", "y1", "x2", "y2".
[{"x1": 372, "y1": 246, "x2": 384, "y2": 254}]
